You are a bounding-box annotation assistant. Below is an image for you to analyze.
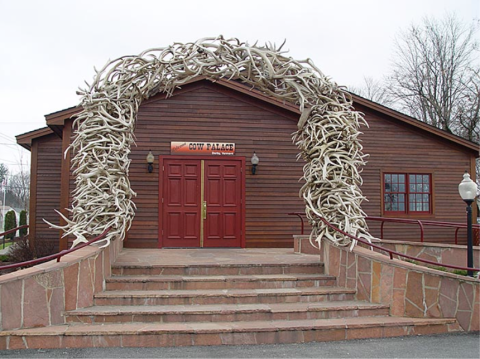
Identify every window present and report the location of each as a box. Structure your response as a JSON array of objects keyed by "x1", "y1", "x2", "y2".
[{"x1": 383, "y1": 173, "x2": 432, "y2": 214}]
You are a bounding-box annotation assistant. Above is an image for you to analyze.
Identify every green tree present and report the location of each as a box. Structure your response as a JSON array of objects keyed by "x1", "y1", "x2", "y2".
[
  {"x1": 19, "y1": 210, "x2": 27, "y2": 236},
  {"x1": 4, "y1": 210, "x2": 17, "y2": 240}
]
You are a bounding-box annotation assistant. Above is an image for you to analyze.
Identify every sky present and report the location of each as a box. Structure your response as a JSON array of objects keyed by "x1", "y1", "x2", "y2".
[{"x1": 0, "y1": 0, "x2": 478, "y2": 174}]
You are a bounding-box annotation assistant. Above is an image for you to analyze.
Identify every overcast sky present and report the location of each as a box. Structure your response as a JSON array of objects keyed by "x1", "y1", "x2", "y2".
[{"x1": 0, "y1": 0, "x2": 478, "y2": 173}]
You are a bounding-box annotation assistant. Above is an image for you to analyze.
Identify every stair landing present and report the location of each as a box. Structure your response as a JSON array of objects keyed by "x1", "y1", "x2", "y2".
[{"x1": 114, "y1": 248, "x2": 319, "y2": 266}]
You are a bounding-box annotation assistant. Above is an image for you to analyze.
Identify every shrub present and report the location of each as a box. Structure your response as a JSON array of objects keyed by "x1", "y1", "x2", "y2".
[
  {"x1": 429, "y1": 265, "x2": 447, "y2": 272},
  {"x1": 19, "y1": 210, "x2": 27, "y2": 236},
  {"x1": 452, "y1": 269, "x2": 479, "y2": 277},
  {"x1": 7, "y1": 237, "x2": 56, "y2": 266},
  {"x1": 7, "y1": 237, "x2": 33, "y2": 263},
  {"x1": 4, "y1": 210, "x2": 17, "y2": 240}
]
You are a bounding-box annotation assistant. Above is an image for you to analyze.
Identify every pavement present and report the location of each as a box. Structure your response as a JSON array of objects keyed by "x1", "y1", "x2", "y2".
[{"x1": 0, "y1": 332, "x2": 478, "y2": 358}]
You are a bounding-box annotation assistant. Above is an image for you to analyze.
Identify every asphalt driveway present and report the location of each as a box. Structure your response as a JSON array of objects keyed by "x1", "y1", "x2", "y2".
[{"x1": 0, "y1": 332, "x2": 478, "y2": 358}]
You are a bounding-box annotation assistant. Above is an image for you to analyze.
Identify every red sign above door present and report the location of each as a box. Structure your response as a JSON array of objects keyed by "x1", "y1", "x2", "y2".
[{"x1": 171, "y1": 142, "x2": 235, "y2": 156}]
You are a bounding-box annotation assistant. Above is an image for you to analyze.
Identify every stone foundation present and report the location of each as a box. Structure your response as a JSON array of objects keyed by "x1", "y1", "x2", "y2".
[
  {"x1": 0, "y1": 238, "x2": 122, "y2": 331},
  {"x1": 294, "y1": 235, "x2": 479, "y2": 332}
]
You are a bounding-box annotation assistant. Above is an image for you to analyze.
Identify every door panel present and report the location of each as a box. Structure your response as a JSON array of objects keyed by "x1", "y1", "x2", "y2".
[
  {"x1": 204, "y1": 160, "x2": 242, "y2": 247},
  {"x1": 161, "y1": 157, "x2": 243, "y2": 248},
  {"x1": 162, "y1": 159, "x2": 201, "y2": 247}
]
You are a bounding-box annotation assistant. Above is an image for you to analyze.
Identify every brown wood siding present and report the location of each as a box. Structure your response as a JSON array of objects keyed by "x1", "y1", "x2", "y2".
[
  {"x1": 126, "y1": 81, "x2": 305, "y2": 248},
  {"x1": 32, "y1": 133, "x2": 63, "y2": 250},
  {"x1": 36, "y1": 79, "x2": 477, "y2": 249},
  {"x1": 358, "y1": 103, "x2": 477, "y2": 244}
]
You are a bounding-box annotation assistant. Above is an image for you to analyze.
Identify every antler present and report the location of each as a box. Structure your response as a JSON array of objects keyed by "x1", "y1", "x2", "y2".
[{"x1": 51, "y1": 36, "x2": 373, "y2": 249}]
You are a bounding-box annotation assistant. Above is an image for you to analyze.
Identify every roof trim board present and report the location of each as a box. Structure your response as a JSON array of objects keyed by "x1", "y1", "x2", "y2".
[{"x1": 16, "y1": 127, "x2": 55, "y2": 151}]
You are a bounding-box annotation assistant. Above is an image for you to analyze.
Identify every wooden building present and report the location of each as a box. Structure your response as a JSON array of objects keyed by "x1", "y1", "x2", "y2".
[{"x1": 17, "y1": 78, "x2": 478, "y2": 250}]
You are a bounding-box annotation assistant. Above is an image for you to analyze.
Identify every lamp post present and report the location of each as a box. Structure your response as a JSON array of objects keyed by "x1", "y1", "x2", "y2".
[{"x1": 458, "y1": 171, "x2": 477, "y2": 277}]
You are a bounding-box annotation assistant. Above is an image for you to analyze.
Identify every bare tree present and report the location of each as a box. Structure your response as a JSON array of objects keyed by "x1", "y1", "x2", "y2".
[
  {"x1": 8, "y1": 172, "x2": 30, "y2": 211},
  {"x1": 0, "y1": 154, "x2": 30, "y2": 211},
  {"x1": 10, "y1": 154, "x2": 30, "y2": 211},
  {"x1": 349, "y1": 76, "x2": 394, "y2": 107},
  {"x1": 386, "y1": 14, "x2": 479, "y2": 138},
  {"x1": 0, "y1": 163, "x2": 7, "y2": 184},
  {"x1": 455, "y1": 68, "x2": 480, "y2": 142}
]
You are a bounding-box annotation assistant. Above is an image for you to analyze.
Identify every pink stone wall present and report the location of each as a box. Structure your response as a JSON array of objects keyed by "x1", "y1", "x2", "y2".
[
  {"x1": 293, "y1": 235, "x2": 320, "y2": 255},
  {"x1": 0, "y1": 238, "x2": 122, "y2": 331},
  {"x1": 377, "y1": 240, "x2": 480, "y2": 269},
  {"x1": 318, "y1": 239, "x2": 480, "y2": 332},
  {"x1": 294, "y1": 235, "x2": 479, "y2": 273}
]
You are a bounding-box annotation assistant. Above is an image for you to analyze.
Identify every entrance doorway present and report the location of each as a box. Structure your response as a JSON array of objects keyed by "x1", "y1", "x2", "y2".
[{"x1": 160, "y1": 157, "x2": 245, "y2": 248}]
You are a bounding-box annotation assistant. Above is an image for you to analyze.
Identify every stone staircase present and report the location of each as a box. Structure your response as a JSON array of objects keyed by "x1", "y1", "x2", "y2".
[{"x1": 0, "y1": 250, "x2": 459, "y2": 349}]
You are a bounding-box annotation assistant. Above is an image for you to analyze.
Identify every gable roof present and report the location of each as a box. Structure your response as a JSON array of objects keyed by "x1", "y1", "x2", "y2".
[
  {"x1": 45, "y1": 105, "x2": 81, "y2": 137},
  {"x1": 16, "y1": 127, "x2": 55, "y2": 151},
  {"x1": 350, "y1": 93, "x2": 478, "y2": 153},
  {"x1": 16, "y1": 78, "x2": 479, "y2": 154}
]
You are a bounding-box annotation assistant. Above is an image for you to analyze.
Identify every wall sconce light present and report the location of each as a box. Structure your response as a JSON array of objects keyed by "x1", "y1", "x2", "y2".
[
  {"x1": 146, "y1": 150, "x2": 154, "y2": 173},
  {"x1": 251, "y1": 151, "x2": 259, "y2": 175}
]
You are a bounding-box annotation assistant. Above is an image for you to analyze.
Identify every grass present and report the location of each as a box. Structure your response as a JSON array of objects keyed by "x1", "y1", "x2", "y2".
[
  {"x1": 452, "y1": 269, "x2": 473, "y2": 276},
  {"x1": 403, "y1": 258, "x2": 478, "y2": 277},
  {"x1": 0, "y1": 240, "x2": 14, "y2": 250}
]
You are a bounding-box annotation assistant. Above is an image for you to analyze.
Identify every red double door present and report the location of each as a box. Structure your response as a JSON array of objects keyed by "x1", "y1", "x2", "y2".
[{"x1": 160, "y1": 157, "x2": 244, "y2": 248}]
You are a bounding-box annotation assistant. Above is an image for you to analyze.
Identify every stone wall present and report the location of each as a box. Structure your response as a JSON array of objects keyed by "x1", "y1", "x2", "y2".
[
  {"x1": 294, "y1": 236, "x2": 480, "y2": 270},
  {"x1": 294, "y1": 236, "x2": 479, "y2": 332},
  {"x1": 377, "y1": 240, "x2": 480, "y2": 269},
  {"x1": 0, "y1": 238, "x2": 122, "y2": 331}
]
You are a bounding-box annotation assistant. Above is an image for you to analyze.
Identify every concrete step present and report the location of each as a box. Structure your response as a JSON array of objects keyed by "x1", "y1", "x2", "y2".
[
  {"x1": 0, "y1": 316, "x2": 461, "y2": 349},
  {"x1": 111, "y1": 262, "x2": 324, "y2": 276},
  {"x1": 66, "y1": 300, "x2": 390, "y2": 324},
  {"x1": 105, "y1": 273, "x2": 337, "y2": 291},
  {"x1": 94, "y1": 287, "x2": 356, "y2": 306}
]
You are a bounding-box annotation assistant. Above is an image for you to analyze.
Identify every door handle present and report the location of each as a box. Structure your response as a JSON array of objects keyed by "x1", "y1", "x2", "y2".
[{"x1": 202, "y1": 201, "x2": 207, "y2": 220}]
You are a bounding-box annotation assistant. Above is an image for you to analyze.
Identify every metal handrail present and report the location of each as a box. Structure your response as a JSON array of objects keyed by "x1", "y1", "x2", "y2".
[
  {"x1": 366, "y1": 216, "x2": 480, "y2": 244},
  {"x1": 287, "y1": 212, "x2": 480, "y2": 244},
  {"x1": 318, "y1": 216, "x2": 480, "y2": 273},
  {"x1": 367, "y1": 216, "x2": 424, "y2": 242},
  {"x1": 0, "y1": 227, "x2": 111, "y2": 272},
  {"x1": 0, "y1": 225, "x2": 29, "y2": 238},
  {"x1": 287, "y1": 212, "x2": 305, "y2": 235}
]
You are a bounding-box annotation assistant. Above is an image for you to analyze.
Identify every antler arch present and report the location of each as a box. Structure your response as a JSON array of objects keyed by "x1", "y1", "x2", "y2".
[{"x1": 49, "y1": 36, "x2": 373, "y2": 248}]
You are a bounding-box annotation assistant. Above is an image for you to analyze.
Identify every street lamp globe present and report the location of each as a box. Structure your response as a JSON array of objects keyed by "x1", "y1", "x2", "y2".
[{"x1": 458, "y1": 171, "x2": 477, "y2": 202}]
